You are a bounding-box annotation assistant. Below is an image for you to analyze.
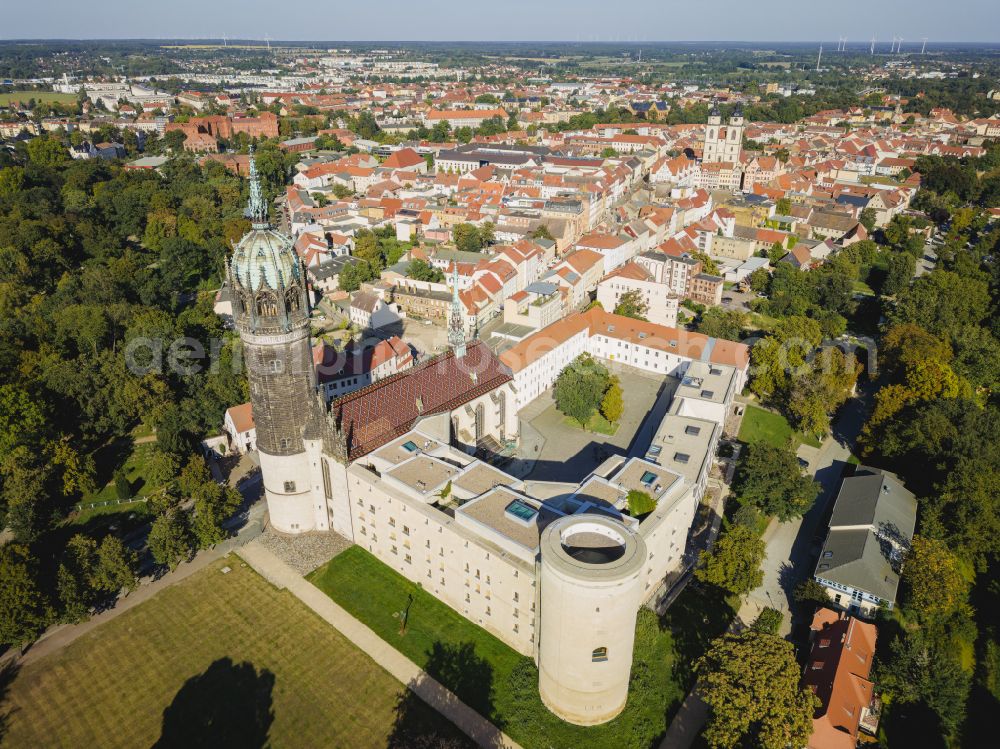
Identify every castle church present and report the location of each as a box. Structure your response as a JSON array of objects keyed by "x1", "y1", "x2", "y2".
[
  {"x1": 228, "y1": 156, "x2": 747, "y2": 726},
  {"x1": 227, "y1": 157, "x2": 518, "y2": 537}
]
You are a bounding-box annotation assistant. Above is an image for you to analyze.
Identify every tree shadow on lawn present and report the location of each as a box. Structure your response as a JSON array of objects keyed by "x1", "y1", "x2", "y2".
[
  {"x1": 387, "y1": 640, "x2": 499, "y2": 749},
  {"x1": 659, "y1": 583, "x2": 735, "y2": 688},
  {"x1": 152, "y1": 657, "x2": 274, "y2": 749},
  {"x1": 0, "y1": 660, "x2": 21, "y2": 743}
]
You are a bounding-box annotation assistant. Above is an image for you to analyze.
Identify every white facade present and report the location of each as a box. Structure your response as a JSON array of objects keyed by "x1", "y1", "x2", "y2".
[
  {"x1": 538, "y1": 516, "x2": 646, "y2": 725},
  {"x1": 595, "y1": 274, "x2": 680, "y2": 328}
]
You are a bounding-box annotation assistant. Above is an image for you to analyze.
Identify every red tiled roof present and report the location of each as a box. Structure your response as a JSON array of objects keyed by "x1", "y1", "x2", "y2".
[
  {"x1": 803, "y1": 610, "x2": 878, "y2": 749},
  {"x1": 226, "y1": 402, "x2": 255, "y2": 434},
  {"x1": 330, "y1": 341, "x2": 512, "y2": 460}
]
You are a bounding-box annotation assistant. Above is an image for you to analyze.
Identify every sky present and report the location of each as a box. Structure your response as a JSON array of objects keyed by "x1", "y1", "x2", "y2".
[{"x1": 3, "y1": 0, "x2": 998, "y2": 43}]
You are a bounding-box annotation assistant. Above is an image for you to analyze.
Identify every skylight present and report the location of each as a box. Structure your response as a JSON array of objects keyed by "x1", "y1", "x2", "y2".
[
  {"x1": 505, "y1": 499, "x2": 538, "y2": 523},
  {"x1": 673, "y1": 453, "x2": 690, "y2": 464},
  {"x1": 402, "y1": 441, "x2": 418, "y2": 453}
]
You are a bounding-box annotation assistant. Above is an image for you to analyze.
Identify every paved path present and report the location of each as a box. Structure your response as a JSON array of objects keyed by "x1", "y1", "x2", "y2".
[
  {"x1": 659, "y1": 685, "x2": 709, "y2": 749},
  {"x1": 739, "y1": 388, "x2": 872, "y2": 631},
  {"x1": 237, "y1": 540, "x2": 522, "y2": 749}
]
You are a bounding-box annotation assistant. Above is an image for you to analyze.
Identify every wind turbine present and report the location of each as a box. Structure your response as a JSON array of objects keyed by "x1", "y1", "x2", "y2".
[
  {"x1": 222, "y1": 32, "x2": 228, "y2": 48},
  {"x1": 897, "y1": 37, "x2": 904, "y2": 53},
  {"x1": 816, "y1": 45, "x2": 823, "y2": 71},
  {"x1": 264, "y1": 33, "x2": 271, "y2": 52},
  {"x1": 870, "y1": 34, "x2": 876, "y2": 55},
  {"x1": 921, "y1": 37, "x2": 928, "y2": 54}
]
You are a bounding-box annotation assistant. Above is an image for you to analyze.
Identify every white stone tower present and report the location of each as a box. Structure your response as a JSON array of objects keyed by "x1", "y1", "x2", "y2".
[
  {"x1": 538, "y1": 515, "x2": 647, "y2": 725},
  {"x1": 228, "y1": 153, "x2": 318, "y2": 534}
]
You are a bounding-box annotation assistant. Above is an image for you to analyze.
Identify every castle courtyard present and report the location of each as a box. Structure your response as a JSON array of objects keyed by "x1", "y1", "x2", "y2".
[{"x1": 513, "y1": 366, "x2": 678, "y2": 483}]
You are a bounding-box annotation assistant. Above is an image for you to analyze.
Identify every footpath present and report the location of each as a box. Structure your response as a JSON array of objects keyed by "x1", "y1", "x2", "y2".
[{"x1": 237, "y1": 540, "x2": 522, "y2": 749}]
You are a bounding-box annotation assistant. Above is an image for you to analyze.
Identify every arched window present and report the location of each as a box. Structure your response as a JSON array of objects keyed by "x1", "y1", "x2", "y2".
[
  {"x1": 285, "y1": 288, "x2": 300, "y2": 313},
  {"x1": 256, "y1": 292, "x2": 278, "y2": 317},
  {"x1": 592, "y1": 646, "x2": 608, "y2": 662},
  {"x1": 269, "y1": 359, "x2": 284, "y2": 374},
  {"x1": 475, "y1": 403, "x2": 485, "y2": 442}
]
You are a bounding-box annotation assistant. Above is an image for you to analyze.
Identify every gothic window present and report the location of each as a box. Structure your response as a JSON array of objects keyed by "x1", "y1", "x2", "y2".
[
  {"x1": 498, "y1": 391, "x2": 507, "y2": 433},
  {"x1": 269, "y1": 359, "x2": 283, "y2": 374},
  {"x1": 285, "y1": 288, "x2": 300, "y2": 313},
  {"x1": 475, "y1": 403, "x2": 485, "y2": 441},
  {"x1": 707, "y1": 128, "x2": 715, "y2": 140},
  {"x1": 279, "y1": 438, "x2": 290, "y2": 450},
  {"x1": 321, "y1": 458, "x2": 332, "y2": 501}
]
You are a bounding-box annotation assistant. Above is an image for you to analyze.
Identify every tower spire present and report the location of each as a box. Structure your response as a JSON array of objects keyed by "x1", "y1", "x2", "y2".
[
  {"x1": 448, "y1": 264, "x2": 467, "y2": 358},
  {"x1": 246, "y1": 147, "x2": 269, "y2": 228}
]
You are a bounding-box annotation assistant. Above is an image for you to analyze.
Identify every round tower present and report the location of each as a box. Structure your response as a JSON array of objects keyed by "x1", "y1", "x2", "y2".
[
  {"x1": 538, "y1": 515, "x2": 647, "y2": 725},
  {"x1": 228, "y1": 154, "x2": 317, "y2": 534}
]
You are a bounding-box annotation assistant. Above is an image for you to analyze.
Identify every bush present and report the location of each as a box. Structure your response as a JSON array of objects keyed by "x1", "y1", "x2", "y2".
[
  {"x1": 732, "y1": 503, "x2": 760, "y2": 529},
  {"x1": 751, "y1": 607, "x2": 783, "y2": 635},
  {"x1": 627, "y1": 489, "x2": 657, "y2": 517},
  {"x1": 113, "y1": 469, "x2": 131, "y2": 500},
  {"x1": 794, "y1": 578, "x2": 832, "y2": 607}
]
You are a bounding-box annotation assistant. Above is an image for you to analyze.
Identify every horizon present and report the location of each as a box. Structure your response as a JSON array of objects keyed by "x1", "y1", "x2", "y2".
[
  {"x1": 2, "y1": 38, "x2": 1000, "y2": 45},
  {"x1": 4, "y1": 0, "x2": 998, "y2": 44}
]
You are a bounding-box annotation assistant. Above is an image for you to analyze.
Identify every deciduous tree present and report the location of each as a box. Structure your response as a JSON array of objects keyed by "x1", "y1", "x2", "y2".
[
  {"x1": 733, "y1": 443, "x2": 819, "y2": 521},
  {"x1": 902, "y1": 535, "x2": 970, "y2": 627},
  {"x1": 148, "y1": 510, "x2": 193, "y2": 571},
  {"x1": 0, "y1": 544, "x2": 50, "y2": 648},
  {"x1": 698, "y1": 630, "x2": 818, "y2": 749},
  {"x1": 696, "y1": 525, "x2": 765, "y2": 596}
]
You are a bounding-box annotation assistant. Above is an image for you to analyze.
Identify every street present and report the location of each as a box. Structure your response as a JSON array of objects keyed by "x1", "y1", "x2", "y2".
[{"x1": 738, "y1": 385, "x2": 872, "y2": 632}]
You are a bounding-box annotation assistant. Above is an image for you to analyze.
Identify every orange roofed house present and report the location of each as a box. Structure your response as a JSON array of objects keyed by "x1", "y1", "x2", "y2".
[
  {"x1": 223, "y1": 403, "x2": 256, "y2": 454},
  {"x1": 802, "y1": 609, "x2": 880, "y2": 749}
]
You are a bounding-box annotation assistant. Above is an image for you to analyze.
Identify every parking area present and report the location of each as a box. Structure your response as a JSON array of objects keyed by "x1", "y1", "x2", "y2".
[
  {"x1": 719, "y1": 287, "x2": 757, "y2": 312},
  {"x1": 510, "y1": 366, "x2": 677, "y2": 483}
]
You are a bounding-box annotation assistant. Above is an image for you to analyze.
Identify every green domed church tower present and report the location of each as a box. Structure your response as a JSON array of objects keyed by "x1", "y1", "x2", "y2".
[{"x1": 227, "y1": 153, "x2": 319, "y2": 533}]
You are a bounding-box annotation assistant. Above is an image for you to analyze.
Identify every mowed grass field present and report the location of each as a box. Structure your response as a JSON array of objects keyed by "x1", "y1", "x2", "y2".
[
  {"x1": 1, "y1": 557, "x2": 468, "y2": 748},
  {"x1": 0, "y1": 91, "x2": 78, "y2": 106},
  {"x1": 738, "y1": 404, "x2": 821, "y2": 449}
]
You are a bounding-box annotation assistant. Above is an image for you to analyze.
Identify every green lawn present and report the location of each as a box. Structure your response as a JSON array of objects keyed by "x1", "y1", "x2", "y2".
[
  {"x1": 81, "y1": 441, "x2": 165, "y2": 505},
  {"x1": 562, "y1": 411, "x2": 620, "y2": 435},
  {"x1": 1, "y1": 558, "x2": 470, "y2": 748},
  {"x1": 852, "y1": 279, "x2": 876, "y2": 296},
  {"x1": 308, "y1": 546, "x2": 691, "y2": 749},
  {"x1": 738, "y1": 405, "x2": 821, "y2": 449},
  {"x1": 0, "y1": 90, "x2": 78, "y2": 106}
]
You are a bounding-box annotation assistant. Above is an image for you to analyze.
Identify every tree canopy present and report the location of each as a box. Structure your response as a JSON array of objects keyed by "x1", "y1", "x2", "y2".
[{"x1": 698, "y1": 630, "x2": 818, "y2": 749}]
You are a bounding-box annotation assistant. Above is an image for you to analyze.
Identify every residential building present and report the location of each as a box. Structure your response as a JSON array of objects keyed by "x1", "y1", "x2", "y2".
[
  {"x1": 802, "y1": 609, "x2": 880, "y2": 748},
  {"x1": 814, "y1": 467, "x2": 917, "y2": 617}
]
